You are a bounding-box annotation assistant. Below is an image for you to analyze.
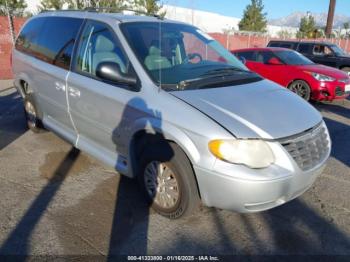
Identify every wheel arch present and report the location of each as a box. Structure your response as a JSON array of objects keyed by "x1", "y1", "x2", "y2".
[
  {"x1": 287, "y1": 78, "x2": 311, "y2": 89},
  {"x1": 128, "y1": 124, "x2": 202, "y2": 197},
  {"x1": 14, "y1": 73, "x2": 34, "y2": 98}
]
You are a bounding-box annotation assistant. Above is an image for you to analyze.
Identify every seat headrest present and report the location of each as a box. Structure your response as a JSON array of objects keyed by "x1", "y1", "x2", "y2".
[
  {"x1": 149, "y1": 45, "x2": 161, "y2": 56},
  {"x1": 95, "y1": 35, "x2": 115, "y2": 52}
]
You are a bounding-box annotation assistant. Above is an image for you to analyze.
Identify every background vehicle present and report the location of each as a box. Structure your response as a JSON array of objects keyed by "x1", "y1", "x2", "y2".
[
  {"x1": 233, "y1": 47, "x2": 350, "y2": 101},
  {"x1": 13, "y1": 11, "x2": 330, "y2": 219},
  {"x1": 267, "y1": 40, "x2": 350, "y2": 75}
]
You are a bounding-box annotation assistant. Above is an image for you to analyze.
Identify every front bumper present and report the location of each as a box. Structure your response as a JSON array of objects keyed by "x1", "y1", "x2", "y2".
[
  {"x1": 194, "y1": 163, "x2": 325, "y2": 213},
  {"x1": 312, "y1": 81, "x2": 350, "y2": 101}
]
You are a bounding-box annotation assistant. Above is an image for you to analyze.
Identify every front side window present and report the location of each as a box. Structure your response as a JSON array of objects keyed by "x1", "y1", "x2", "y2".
[
  {"x1": 313, "y1": 45, "x2": 334, "y2": 56},
  {"x1": 236, "y1": 51, "x2": 255, "y2": 61},
  {"x1": 76, "y1": 20, "x2": 129, "y2": 77},
  {"x1": 121, "y1": 22, "x2": 256, "y2": 90}
]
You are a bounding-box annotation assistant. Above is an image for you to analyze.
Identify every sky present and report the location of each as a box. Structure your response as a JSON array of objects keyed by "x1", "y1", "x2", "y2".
[{"x1": 165, "y1": 0, "x2": 350, "y2": 19}]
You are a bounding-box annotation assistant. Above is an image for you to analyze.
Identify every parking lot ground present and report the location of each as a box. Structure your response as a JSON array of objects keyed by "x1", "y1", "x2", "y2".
[{"x1": 0, "y1": 80, "x2": 350, "y2": 257}]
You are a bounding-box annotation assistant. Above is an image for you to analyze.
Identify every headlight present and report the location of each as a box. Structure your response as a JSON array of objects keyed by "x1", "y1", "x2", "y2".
[
  {"x1": 306, "y1": 71, "x2": 335, "y2": 82},
  {"x1": 208, "y1": 139, "x2": 275, "y2": 169}
]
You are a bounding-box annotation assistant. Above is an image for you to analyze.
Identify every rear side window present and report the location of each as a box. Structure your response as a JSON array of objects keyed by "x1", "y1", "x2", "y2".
[
  {"x1": 236, "y1": 51, "x2": 255, "y2": 61},
  {"x1": 279, "y1": 43, "x2": 294, "y2": 49},
  {"x1": 36, "y1": 17, "x2": 83, "y2": 69},
  {"x1": 297, "y1": 44, "x2": 310, "y2": 54},
  {"x1": 16, "y1": 16, "x2": 83, "y2": 70},
  {"x1": 15, "y1": 18, "x2": 45, "y2": 56}
]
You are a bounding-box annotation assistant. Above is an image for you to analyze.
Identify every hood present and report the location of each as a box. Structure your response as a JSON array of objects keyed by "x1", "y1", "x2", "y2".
[
  {"x1": 296, "y1": 64, "x2": 349, "y2": 79},
  {"x1": 171, "y1": 79, "x2": 322, "y2": 139}
]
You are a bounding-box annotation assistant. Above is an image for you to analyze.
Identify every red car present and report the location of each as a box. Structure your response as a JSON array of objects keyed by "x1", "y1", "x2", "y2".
[{"x1": 232, "y1": 47, "x2": 350, "y2": 101}]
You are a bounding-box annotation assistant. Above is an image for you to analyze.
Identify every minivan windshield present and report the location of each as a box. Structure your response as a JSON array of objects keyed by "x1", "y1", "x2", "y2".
[
  {"x1": 121, "y1": 22, "x2": 260, "y2": 90},
  {"x1": 274, "y1": 50, "x2": 314, "y2": 65}
]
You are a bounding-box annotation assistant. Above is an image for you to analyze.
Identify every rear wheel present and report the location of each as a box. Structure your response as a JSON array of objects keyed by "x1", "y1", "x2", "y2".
[
  {"x1": 288, "y1": 80, "x2": 311, "y2": 101},
  {"x1": 24, "y1": 94, "x2": 44, "y2": 133},
  {"x1": 138, "y1": 142, "x2": 200, "y2": 219}
]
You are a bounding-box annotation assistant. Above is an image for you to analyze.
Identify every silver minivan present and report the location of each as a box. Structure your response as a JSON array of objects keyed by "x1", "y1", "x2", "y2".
[{"x1": 12, "y1": 10, "x2": 331, "y2": 218}]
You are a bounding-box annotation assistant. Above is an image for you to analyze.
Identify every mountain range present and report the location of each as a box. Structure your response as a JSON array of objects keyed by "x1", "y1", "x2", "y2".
[{"x1": 269, "y1": 12, "x2": 350, "y2": 29}]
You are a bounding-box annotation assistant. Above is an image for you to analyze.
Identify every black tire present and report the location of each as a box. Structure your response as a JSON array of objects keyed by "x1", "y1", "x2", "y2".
[
  {"x1": 138, "y1": 142, "x2": 200, "y2": 219},
  {"x1": 341, "y1": 67, "x2": 350, "y2": 76},
  {"x1": 288, "y1": 80, "x2": 311, "y2": 101},
  {"x1": 24, "y1": 93, "x2": 44, "y2": 133}
]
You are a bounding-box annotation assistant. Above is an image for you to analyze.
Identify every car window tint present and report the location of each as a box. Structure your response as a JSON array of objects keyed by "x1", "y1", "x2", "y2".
[
  {"x1": 297, "y1": 44, "x2": 310, "y2": 54},
  {"x1": 15, "y1": 17, "x2": 46, "y2": 56},
  {"x1": 76, "y1": 20, "x2": 129, "y2": 77},
  {"x1": 256, "y1": 51, "x2": 276, "y2": 64},
  {"x1": 268, "y1": 42, "x2": 280, "y2": 47},
  {"x1": 313, "y1": 45, "x2": 333, "y2": 56},
  {"x1": 236, "y1": 51, "x2": 255, "y2": 61},
  {"x1": 35, "y1": 17, "x2": 83, "y2": 69},
  {"x1": 279, "y1": 43, "x2": 293, "y2": 49}
]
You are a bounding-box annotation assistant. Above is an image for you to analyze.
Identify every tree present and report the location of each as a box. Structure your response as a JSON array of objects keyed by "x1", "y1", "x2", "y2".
[
  {"x1": 67, "y1": 0, "x2": 126, "y2": 10},
  {"x1": 238, "y1": 0, "x2": 267, "y2": 32},
  {"x1": 39, "y1": 0, "x2": 65, "y2": 10},
  {"x1": 296, "y1": 15, "x2": 317, "y2": 39},
  {"x1": 277, "y1": 29, "x2": 294, "y2": 39},
  {"x1": 343, "y1": 22, "x2": 350, "y2": 38},
  {"x1": 133, "y1": 0, "x2": 166, "y2": 17},
  {"x1": 0, "y1": 0, "x2": 27, "y2": 16}
]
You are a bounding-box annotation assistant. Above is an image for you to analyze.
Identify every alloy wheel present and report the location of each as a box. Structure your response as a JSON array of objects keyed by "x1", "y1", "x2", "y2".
[
  {"x1": 289, "y1": 82, "x2": 310, "y2": 100},
  {"x1": 24, "y1": 100, "x2": 37, "y2": 128},
  {"x1": 144, "y1": 161, "x2": 180, "y2": 209}
]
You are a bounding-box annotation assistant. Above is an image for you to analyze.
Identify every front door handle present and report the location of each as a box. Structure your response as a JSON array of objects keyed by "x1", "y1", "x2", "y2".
[
  {"x1": 55, "y1": 82, "x2": 66, "y2": 92},
  {"x1": 68, "y1": 87, "x2": 81, "y2": 98}
]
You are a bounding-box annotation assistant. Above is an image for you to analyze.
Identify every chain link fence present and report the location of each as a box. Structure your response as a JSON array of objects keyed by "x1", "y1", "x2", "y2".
[
  {"x1": 0, "y1": 5, "x2": 26, "y2": 79},
  {"x1": 210, "y1": 30, "x2": 350, "y2": 53}
]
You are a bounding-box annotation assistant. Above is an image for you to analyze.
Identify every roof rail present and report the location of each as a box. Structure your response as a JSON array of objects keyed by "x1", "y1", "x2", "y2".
[
  {"x1": 40, "y1": 7, "x2": 163, "y2": 19},
  {"x1": 84, "y1": 7, "x2": 163, "y2": 19},
  {"x1": 40, "y1": 9, "x2": 82, "y2": 13}
]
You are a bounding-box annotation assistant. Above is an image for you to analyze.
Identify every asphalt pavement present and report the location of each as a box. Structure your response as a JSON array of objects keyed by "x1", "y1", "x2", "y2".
[{"x1": 0, "y1": 80, "x2": 349, "y2": 258}]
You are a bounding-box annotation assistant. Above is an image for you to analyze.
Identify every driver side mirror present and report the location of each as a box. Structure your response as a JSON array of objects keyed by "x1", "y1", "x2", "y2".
[
  {"x1": 96, "y1": 62, "x2": 137, "y2": 87},
  {"x1": 267, "y1": 57, "x2": 283, "y2": 65}
]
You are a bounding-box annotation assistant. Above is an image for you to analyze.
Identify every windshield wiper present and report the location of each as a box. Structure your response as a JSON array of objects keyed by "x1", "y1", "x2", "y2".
[
  {"x1": 202, "y1": 67, "x2": 252, "y2": 76},
  {"x1": 177, "y1": 73, "x2": 261, "y2": 90}
]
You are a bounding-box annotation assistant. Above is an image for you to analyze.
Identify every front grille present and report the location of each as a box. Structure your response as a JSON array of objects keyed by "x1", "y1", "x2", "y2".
[
  {"x1": 335, "y1": 86, "x2": 344, "y2": 96},
  {"x1": 280, "y1": 123, "x2": 330, "y2": 171}
]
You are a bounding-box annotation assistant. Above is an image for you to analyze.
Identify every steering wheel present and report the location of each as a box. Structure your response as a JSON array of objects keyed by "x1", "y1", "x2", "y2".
[{"x1": 183, "y1": 53, "x2": 203, "y2": 64}]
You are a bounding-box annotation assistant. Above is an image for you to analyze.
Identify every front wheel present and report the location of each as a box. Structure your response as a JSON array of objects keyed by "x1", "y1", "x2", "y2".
[
  {"x1": 288, "y1": 80, "x2": 311, "y2": 101},
  {"x1": 138, "y1": 142, "x2": 200, "y2": 219}
]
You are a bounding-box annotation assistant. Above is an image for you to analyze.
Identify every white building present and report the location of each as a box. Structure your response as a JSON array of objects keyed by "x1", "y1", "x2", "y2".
[{"x1": 163, "y1": 5, "x2": 298, "y2": 37}]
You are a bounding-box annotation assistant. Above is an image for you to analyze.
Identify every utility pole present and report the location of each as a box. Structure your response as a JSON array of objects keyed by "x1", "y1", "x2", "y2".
[
  {"x1": 5, "y1": 0, "x2": 15, "y2": 45},
  {"x1": 326, "y1": 0, "x2": 336, "y2": 38}
]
